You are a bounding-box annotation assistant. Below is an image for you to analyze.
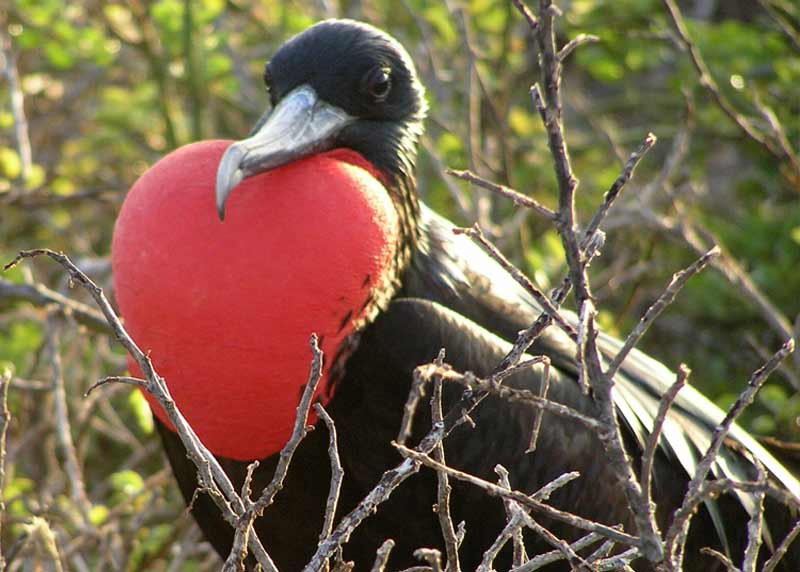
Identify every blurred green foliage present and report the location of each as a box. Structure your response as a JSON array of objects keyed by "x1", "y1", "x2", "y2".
[{"x1": 1, "y1": 0, "x2": 799, "y2": 568}]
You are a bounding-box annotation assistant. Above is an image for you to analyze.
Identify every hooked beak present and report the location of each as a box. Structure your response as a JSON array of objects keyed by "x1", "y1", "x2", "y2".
[{"x1": 215, "y1": 85, "x2": 354, "y2": 220}]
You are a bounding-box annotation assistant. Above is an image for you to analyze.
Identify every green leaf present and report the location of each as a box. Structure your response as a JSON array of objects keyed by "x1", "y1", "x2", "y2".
[
  {"x1": 128, "y1": 390, "x2": 155, "y2": 436},
  {"x1": 0, "y1": 147, "x2": 21, "y2": 180},
  {"x1": 90, "y1": 505, "x2": 110, "y2": 526},
  {"x1": 110, "y1": 470, "x2": 145, "y2": 498}
]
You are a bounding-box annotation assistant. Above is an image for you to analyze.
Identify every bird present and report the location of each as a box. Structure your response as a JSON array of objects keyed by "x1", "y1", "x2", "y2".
[{"x1": 111, "y1": 19, "x2": 800, "y2": 572}]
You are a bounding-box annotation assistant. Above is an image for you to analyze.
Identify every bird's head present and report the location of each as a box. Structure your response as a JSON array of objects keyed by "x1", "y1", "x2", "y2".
[
  {"x1": 216, "y1": 19, "x2": 428, "y2": 228},
  {"x1": 113, "y1": 20, "x2": 429, "y2": 461}
]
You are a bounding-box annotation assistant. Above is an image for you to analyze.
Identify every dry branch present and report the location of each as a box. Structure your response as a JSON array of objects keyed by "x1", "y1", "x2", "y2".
[
  {"x1": 0, "y1": 368, "x2": 10, "y2": 570},
  {"x1": 394, "y1": 442, "x2": 637, "y2": 547},
  {"x1": 0, "y1": 277, "x2": 110, "y2": 333}
]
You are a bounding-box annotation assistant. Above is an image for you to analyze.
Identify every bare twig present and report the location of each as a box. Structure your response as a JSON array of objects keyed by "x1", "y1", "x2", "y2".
[
  {"x1": 640, "y1": 365, "x2": 689, "y2": 518},
  {"x1": 605, "y1": 246, "x2": 720, "y2": 380},
  {"x1": 414, "y1": 548, "x2": 443, "y2": 572},
  {"x1": 558, "y1": 33, "x2": 599, "y2": 61},
  {"x1": 699, "y1": 547, "x2": 740, "y2": 572},
  {"x1": 742, "y1": 462, "x2": 767, "y2": 572},
  {"x1": 515, "y1": 2, "x2": 667, "y2": 561},
  {"x1": 225, "y1": 336, "x2": 324, "y2": 569},
  {"x1": 582, "y1": 132, "x2": 657, "y2": 243},
  {"x1": 478, "y1": 511, "x2": 526, "y2": 572},
  {"x1": 762, "y1": 518, "x2": 800, "y2": 572},
  {"x1": 612, "y1": 207, "x2": 797, "y2": 367},
  {"x1": 447, "y1": 169, "x2": 557, "y2": 221},
  {"x1": 429, "y1": 351, "x2": 462, "y2": 572},
  {"x1": 526, "y1": 358, "x2": 550, "y2": 452},
  {"x1": 495, "y1": 465, "x2": 528, "y2": 567},
  {"x1": 394, "y1": 443, "x2": 637, "y2": 547},
  {"x1": 300, "y1": 383, "x2": 475, "y2": 572},
  {"x1": 1, "y1": 29, "x2": 33, "y2": 183},
  {"x1": 316, "y1": 403, "x2": 343, "y2": 544},
  {"x1": 666, "y1": 338, "x2": 795, "y2": 568},
  {"x1": 575, "y1": 299, "x2": 592, "y2": 394},
  {"x1": 454, "y1": 224, "x2": 578, "y2": 342},
  {"x1": 512, "y1": 531, "x2": 606, "y2": 572},
  {"x1": 756, "y1": 0, "x2": 800, "y2": 52},
  {"x1": 46, "y1": 311, "x2": 94, "y2": 528},
  {"x1": 0, "y1": 367, "x2": 10, "y2": 569},
  {"x1": 520, "y1": 512, "x2": 592, "y2": 572},
  {"x1": 21, "y1": 517, "x2": 65, "y2": 572},
  {"x1": 370, "y1": 540, "x2": 396, "y2": 572},
  {"x1": 0, "y1": 278, "x2": 110, "y2": 333},
  {"x1": 419, "y1": 362, "x2": 601, "y2": 431}
]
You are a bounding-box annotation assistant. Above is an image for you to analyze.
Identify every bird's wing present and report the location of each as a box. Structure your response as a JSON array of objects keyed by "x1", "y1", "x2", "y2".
[
  {"x1": 343, "y1": 296, "x2": 646, "y2": 537},
  {"x1": 407, "y1": 205, "x2": 800, "y2": 511}
]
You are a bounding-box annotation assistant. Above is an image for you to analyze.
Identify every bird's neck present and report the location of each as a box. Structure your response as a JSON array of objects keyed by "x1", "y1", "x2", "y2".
[{"x1": 337, "y1": 119, "x2": 424, "y2": 288}]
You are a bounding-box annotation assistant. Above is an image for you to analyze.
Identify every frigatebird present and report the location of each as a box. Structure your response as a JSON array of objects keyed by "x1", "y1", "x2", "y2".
[{"x1": 112, "y1": 19, "x2": 800, "y2": 571}]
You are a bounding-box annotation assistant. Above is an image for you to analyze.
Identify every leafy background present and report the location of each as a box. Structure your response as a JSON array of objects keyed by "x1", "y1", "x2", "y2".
[{"x1": 1, "y1": 0, "x2": 798, "y2": 569}]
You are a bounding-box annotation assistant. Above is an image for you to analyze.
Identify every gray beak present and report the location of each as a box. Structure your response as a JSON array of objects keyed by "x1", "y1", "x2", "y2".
[{"x1": 215, "y1": 85, "x2": 354, "y2": 220}]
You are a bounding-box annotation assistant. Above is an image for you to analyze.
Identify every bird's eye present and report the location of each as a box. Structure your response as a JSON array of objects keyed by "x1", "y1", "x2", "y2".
[{"x1": 365, "y1": 66, "x2": 392, "y2": 102}]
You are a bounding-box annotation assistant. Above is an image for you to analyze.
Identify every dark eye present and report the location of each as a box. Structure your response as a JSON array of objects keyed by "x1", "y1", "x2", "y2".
[{"x1": 365, "y1": 66, "x2": 391, "y2": 102}]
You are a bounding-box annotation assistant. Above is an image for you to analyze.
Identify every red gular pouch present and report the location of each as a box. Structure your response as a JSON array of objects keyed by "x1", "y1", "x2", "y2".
[{"x1": 112, "y1": 140, "x2": 400, "y2": 461}]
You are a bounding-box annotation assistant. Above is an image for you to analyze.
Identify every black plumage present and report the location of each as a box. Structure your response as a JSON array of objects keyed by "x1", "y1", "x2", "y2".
[{"x1": 158, "y1": 19, "x2": 799, "y2": 571}]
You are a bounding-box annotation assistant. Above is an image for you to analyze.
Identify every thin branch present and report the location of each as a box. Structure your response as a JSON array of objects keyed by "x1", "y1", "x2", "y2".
[
  {"x1": 756, "y1": 0, "x2": 800, "y2": 52},
  {"x1": 582, "y1": 132, "x2": 657, "y2": 243},
  {"x1": 519, "y1": 513, "x2": 592, "y2": 572},
  {"x1": 0, "y1": 277, "x2": 110, "y2": 333},
  {"x1": 46, "y1": 311, "x2": 94, "y2": 529},
  {"x1": 526, "y1": 357, "x2": 550, "y2": 452},
  {"x1": 511, "y1": 0, "x2": 539, "y2": 32},
  {"x1": 316, "y1": 403, "x2": 343, "y2": 544},
  {"x1": 512, "y1": 531, "x2": 605, "y2": 572},
  {"x1": 447, "y1": 169, "x2": 557, "y2": 221},
  {"x1": 495, "y1": 465, "x2": 528, "y2": 567},
  {"x1": 85, "y1": 375, "x2": 148, "y2": 396},
  {"x1": 640, "y1": 365, "x2": 689, "y2": 519},
  {"x1": 300, "y1": 379, "x2": 476, "y2": 572},
  {"x1": 605, "y1": 246, "x2": 720, "y2": 380},
  {"x1": 420, "y1": 363, "x2": 602, "y2": 431},
  {"x1": 394, "y1": 443, "x2": 638, "y2": 547},
  {"x1": 699, "y1": 547, "x2": 740, "y2": 572},
  {"x1": 1, "y1": 29, "x2": 33, "y2": 183},
  {"x1": 477, "y1": 511, "x2": 526, "y2": 572},
  {"x1": 414, "y1": 548, "x2": 443, "y2": 572},
  {"x1": 666, "y1": 338, "x2": 795, "y2": 567},
  {"x1": 454, "y1": 224, "x2": 578, "y2": 342},
  {"x1": 429, "y1": 352, "x2": 462, "y2": 572},
  {"x1": 225, "y1": 336, "x2": 324, "y2": 569},
  {"x1": 518, "y1": 7, "x2": 668, "y2": 556},
  {"x1": 0, "y1": 368, "x2": 10, "y2": 570},
  {"x1": 741, "y1": 462, "x2": 767, "y2": 572},
  {"x1": 558, "y1": 33, "x2": 599, "y2": 61},
  {"x1": 762, "y1": 518, "x2": 800, "y2": 572},
  {"x1": 370, "y1": 540, "x2": 396, "y2": 572}
]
